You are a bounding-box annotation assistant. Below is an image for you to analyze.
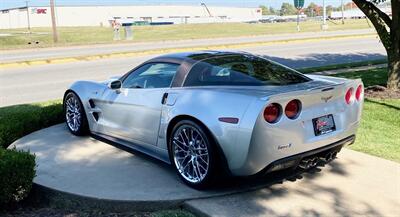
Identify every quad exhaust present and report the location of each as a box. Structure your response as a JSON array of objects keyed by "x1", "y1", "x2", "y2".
[
  {"x1": 298, "y1": 157, "x2": 319, "y2": 169},
  {"x1": 298, "y1": 151, "x2": 338, "y2": 170},
  {"x1": 323, "y1": 151, "x2": 338, "y2": 162}
]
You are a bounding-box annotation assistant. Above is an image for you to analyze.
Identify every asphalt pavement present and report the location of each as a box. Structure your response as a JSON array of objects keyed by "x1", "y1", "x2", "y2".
[
  {"x1": 0, "y1": 34, "x2": 386, "y2": 107},
  {"x1": 0, "y1": 29, "x2": 375, "y2": 64}
]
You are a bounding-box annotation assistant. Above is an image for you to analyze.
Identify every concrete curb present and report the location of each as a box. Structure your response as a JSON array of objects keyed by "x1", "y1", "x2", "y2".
[
  {"x1": 31, "y1": 183, "x2": 184, "y2": 212},
  {"x1": 0, "y1": 33, "x2": 376, "y2": 70},
  {"x1": 182, "y1": 202, "x2": 211, "y2": 217}
]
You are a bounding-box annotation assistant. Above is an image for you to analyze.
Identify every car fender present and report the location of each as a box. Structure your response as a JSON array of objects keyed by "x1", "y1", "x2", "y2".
[
  {"x1": 64, "y1": 81, "x2": 107, "y2": 130},
  {"x1": 158, "y1": 88, "x2": 265, "y2": 172}
]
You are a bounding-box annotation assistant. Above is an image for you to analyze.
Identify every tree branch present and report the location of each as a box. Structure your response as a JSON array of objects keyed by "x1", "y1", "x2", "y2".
[
  {"x1": 352, "y1": 0, "x2": 392, "y2": 51},
  {"x1": 353, "y1": 0, "x2": 392, "y2": 26}
]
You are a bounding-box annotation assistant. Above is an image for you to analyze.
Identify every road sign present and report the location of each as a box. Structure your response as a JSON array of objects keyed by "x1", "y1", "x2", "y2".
[{"x1": 294, "y1": 0, "x2": 305, "y2": 9}]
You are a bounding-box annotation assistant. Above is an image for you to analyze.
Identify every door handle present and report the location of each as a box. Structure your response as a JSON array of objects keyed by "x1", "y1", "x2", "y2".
[{"x1": 161, "y1": 93, "x2": 168, "y2": 104}]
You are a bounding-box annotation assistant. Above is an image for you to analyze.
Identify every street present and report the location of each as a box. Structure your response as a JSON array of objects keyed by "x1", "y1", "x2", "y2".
[
  {"x1": 0, "y1": 36, "x2": 385, "y2": 107},
  {"x1": 0, "y1": 29, "x2": 375, "y2": 63}
]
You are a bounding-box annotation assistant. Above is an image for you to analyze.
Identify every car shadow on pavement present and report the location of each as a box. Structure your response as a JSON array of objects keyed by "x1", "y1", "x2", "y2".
[{"x1": 188, "y1": 160, "x2": 385, "y2": 217}]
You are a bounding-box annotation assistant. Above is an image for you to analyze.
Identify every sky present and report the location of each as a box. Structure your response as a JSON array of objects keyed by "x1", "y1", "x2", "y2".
[{"x1": 0, "y1": 0, "x2": 353, "y2": 10}]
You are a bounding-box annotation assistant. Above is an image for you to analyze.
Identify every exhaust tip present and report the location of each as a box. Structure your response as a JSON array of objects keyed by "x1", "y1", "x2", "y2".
[
  {"x1": 299, "y1": 157, "x2": 320, "y2": 170},
  {"x1": 323, "y1": 151, "x2": 339, "y2": 162}
]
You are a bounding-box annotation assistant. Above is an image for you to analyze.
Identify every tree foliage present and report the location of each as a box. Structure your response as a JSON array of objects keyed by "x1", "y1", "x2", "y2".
[
  {"x1": 304, "y1": 2, "x2": 322, "y2": 16},
  {"x1": 280, "y1": 3, "x2": 297, "y2": 16},
  {"x1": 259, "y1": 5, "x2": 278, "y2": 15}
]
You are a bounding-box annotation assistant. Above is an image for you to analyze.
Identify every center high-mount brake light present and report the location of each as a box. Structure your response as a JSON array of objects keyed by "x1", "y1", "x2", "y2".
[
  {"x1": 285, "y1": 99, "x2": 301, "y2": 119},
  {"x1": 345, "y1": 87, "x2": 354, "y2": 104},
  {"x1": 264, "y1": 103, "x2": 281, "y2": 123}
]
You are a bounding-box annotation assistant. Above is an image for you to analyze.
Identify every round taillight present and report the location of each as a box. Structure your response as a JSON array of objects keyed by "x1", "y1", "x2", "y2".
[
  {"x1": 355, "y1": 84, "x2": 363, "y2": 101},
  {"x1": 285, "y1": 99, "x2": 301, "y2": 119},
  {"x1": 264, "y1": 103, "x2": 281, "y2": 123},
  {"x1": 345, "y1": 87, "x2": 354, "y2": 104}
]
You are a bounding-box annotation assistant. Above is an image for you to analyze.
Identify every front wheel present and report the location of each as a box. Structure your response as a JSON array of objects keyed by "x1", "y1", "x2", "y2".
[
  {"x1": 64, "y1": 92, "x2": 88, "y2": 136},
  {"x1": 170, "y1": 120, "x2": 217, "y2": 189}
]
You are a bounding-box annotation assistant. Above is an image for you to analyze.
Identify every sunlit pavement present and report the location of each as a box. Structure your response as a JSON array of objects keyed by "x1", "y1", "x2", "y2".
[
  {"x1": 184, "y1": 149, "x2": 400, "y2": 217},
  {"x1": 11, "y1": 124, "x2": 400, "y2": 215}
]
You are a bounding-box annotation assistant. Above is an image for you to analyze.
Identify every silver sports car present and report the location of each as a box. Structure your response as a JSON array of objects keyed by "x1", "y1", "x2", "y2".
[{"x1": 63, "y1": 51, "x2": 363, "y2": 188}]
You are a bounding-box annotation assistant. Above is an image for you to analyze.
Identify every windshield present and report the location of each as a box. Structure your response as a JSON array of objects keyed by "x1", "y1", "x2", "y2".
[{"x1": 184, "y1": 54, "x2": 311, "y2": 86}]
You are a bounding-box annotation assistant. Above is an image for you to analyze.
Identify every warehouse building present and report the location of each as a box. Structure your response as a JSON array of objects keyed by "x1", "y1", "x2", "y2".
[{"x1": 0, "y1": 5, "x2": 262, "y2": 29}]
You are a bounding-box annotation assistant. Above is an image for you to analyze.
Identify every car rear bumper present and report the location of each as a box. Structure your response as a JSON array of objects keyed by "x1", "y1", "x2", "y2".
[
  {"x1": 260, "y1": 134, "x2": 355, "y2": 174},
  {"x1": 230, "y1": 134, "x2": 356, "y2": 176}
]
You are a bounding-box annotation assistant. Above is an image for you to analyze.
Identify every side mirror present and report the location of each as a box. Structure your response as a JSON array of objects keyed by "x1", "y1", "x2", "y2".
[{"x1": 108, "y1": 80, "x2": 122, "y2": 90}]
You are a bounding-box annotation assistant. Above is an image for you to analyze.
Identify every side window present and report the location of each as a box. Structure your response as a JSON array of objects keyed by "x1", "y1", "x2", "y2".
[{"x1": 122, "y1": 63, "x2": 179, "y2": 89}]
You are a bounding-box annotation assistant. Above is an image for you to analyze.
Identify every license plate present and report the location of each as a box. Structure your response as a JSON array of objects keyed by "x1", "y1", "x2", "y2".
[{"x1": 312, "y1": 114, "x2": 336, "y2": 136}]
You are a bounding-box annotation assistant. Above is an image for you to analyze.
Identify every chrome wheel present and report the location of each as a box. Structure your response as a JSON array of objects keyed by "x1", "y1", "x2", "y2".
[
  {"x1": 65, "y1": 95, "x2": 82, "y2": 132},
  {"x1": 172, "y1": 125, "x2": 210, "y2": 184}
]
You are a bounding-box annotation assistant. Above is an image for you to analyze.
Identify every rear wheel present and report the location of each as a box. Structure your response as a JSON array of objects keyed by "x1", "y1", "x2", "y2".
[
  {"x1": 64, "y1": 92, "x2": 88, "y2": 136},
  {"x1": 170, "y1": 120, "x2": 217, "y2": 189}
]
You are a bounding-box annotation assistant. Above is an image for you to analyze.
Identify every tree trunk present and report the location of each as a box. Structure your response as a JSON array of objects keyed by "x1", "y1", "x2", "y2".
[
  {"x1": 387, "y1": 55, "x2": 400, "y2": 90},
  {"x1": 387, "y1": 0, "x2": 400, "y2": 90},
  {"x1": 352, "y1": 0, "x2": 400, "y2": 90}
]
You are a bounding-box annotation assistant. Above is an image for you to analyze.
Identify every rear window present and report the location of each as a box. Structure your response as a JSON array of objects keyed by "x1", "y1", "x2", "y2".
[{"x1": 183, "y1": 54, "x2": 311, "y2": 86}]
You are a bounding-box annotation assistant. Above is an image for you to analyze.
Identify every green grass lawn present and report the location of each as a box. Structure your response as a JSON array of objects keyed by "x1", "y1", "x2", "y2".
[
  {"x1": 331, "y1": 68, "x2": 400, "y2": 162},
  {"x1": 0, "y1": 19, "x2": 372, "y2": 49},
  {"x1": 333, "y1": 67, "x2": 388, "y2": 87},
  {"x1": 299, "y1": 59, "x2": 387, "y2": 74},
  {"x1": 350, "y1": 98, "x2": 400, "y2": 162}
]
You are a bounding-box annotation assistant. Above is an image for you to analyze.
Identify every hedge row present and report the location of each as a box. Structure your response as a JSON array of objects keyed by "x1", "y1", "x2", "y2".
[
  {"x1": 0, "y1": 100, "x2": 64, "y2": 149},
  {"x1": 0, "y1": 100, "x2": 64, "y2": 206},
  {"x1": 0, "y1": 148, "x2": 36, "y2": 205}
]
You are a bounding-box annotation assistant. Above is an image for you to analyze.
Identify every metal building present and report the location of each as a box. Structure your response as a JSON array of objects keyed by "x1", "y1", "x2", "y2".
[{"x1": 0, "y1": 5, "x2": 262, "y2": 29}]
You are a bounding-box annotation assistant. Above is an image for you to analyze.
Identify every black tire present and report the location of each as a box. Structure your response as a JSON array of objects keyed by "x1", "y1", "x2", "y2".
[
  {"x1": 169, "y1": 120, "x2": 218, "y2": 189},
  {"x1": 63, "y1": 92, "x2": 88, "y2": 136}
]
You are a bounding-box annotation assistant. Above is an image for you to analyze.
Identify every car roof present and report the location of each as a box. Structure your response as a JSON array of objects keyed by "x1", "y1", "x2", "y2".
[
  {"x1": 143, "y1": 51, "x2": 251, "y2": 87},
  {"x1": 147, "y1": 50, "x2": 249, "y2": 64}
]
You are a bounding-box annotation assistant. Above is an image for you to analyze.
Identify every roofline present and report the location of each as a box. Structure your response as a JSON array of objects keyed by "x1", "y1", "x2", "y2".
[
  {"x1": 1, "y1": 5, "x2": 260, "y2": 11},
  {"x1": 1, "y1": 6, "x2": 27, "y2": 11}
]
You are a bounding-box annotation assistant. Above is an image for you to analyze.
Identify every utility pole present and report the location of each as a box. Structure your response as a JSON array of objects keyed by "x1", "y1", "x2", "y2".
[
  {"x1": 50, "y1": 0, "x2": 58, "y2": 43},
  {"x1": 25, "y1": 1, "x2": 31, "y2": 33},
  {"x1": 321, "y1": 0, "x2": 328, "y2": 30},
  {"x1": 296, "y1": 9, "x2": 300, "y2": 32},
  {"x1": 341, "y1": 0, "x2": 345, "y2": 24}
]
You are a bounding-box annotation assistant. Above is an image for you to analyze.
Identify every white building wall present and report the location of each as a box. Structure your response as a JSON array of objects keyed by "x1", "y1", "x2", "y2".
[{"x1": 0, "y1": 5, "x2": 262, "y2": 29}]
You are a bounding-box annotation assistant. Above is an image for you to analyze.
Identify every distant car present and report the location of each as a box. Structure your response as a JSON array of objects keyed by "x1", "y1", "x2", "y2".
[{"x1": 63, "y1": 51, "x2": 363, "y2": 188}]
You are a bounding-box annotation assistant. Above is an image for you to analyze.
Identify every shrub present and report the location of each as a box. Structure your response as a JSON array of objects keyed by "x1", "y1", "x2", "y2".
[
  {"x1": 0, "y1": 148, "x2": 36, "y2": 205},
  {"x1": 0, "y1": 100, "x2": 64, "y2": 149}
]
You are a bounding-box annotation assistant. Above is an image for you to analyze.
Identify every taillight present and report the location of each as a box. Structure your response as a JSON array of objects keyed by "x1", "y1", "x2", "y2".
[
  {"x1": 264, "y1": 103, "x2": 281, "y2": 123},
  {"x1": 285, "y1": 99, "x2": 301, "y2": 119},
  {"x1": 355, "y1": 84, "x2": 363, "y2": 101},
  {"x1": 345, "y1": 87, "x2": 354, "y2": 104}
]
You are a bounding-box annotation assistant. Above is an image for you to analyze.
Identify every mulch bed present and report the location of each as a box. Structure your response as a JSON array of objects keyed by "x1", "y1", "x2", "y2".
[{"x1": 364, "y1": 85, "x2": 400, "y2": 99}]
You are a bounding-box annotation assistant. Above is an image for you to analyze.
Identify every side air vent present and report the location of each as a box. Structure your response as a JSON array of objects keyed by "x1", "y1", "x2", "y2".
[
  {"x1": 89, "y1": 99, "x2": 96, "y2": 108},
  {"x1": 92, "y1": 112, "x2": 99, "y2": 121}
]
